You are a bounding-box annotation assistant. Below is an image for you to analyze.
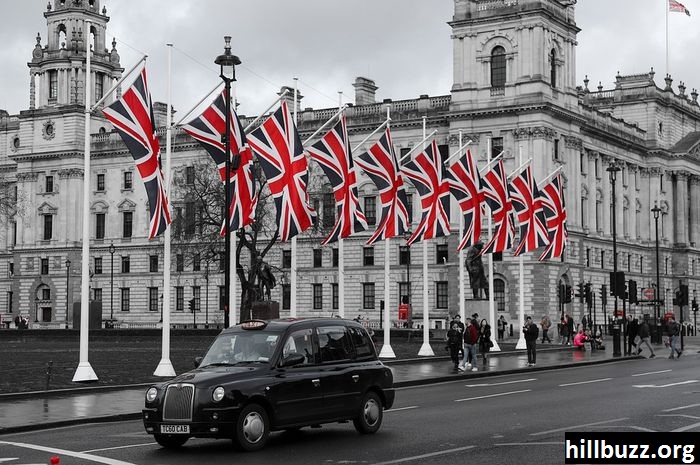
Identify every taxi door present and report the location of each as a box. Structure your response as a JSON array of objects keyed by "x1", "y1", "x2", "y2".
[{"x1": 316, "y1": 325, "x2": 364, "y2": 419}]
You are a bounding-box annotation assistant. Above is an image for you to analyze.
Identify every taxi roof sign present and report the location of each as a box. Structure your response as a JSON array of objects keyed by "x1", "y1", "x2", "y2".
[{"x1": 240, "y1": 319, "x2": 267, "y2": 330}]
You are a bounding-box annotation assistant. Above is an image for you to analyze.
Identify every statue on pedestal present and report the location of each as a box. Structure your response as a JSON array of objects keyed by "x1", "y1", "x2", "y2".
[{"x1": 465, "y1": 242, "x2": 489, "y2": 300}]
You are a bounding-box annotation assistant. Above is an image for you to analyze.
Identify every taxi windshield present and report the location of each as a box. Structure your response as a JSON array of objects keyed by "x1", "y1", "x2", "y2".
[{"x1": 200, "y1": 331, "x2": 279, "y2": 366}]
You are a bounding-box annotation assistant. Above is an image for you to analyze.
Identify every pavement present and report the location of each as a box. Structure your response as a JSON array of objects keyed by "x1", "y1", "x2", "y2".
[{"x1": 2, "y1": 336, "x2": 687, "y2": 435}]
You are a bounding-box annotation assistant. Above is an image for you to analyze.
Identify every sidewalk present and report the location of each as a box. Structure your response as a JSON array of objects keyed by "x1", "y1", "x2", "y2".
[{"x1": 0, "y1": 339, "x2": 684, "y2": 435}]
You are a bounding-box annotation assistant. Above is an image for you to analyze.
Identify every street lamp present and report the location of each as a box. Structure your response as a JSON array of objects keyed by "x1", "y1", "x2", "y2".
[
  {"x1": 404, "y1": 230, "x2": 412, "y2": 327},
  {"x1": 108, "y1": 242, "x2": 115, "y2": 321},
  {"x1": 204, "y1": 261, "x2": 210, "y2": 329},
  {"x1": 215, "y1": 36, "x2": 241, "y2": 329},
  {"x1": 65, "y1": 258, "x2": 71, "y2": 323},
  {"x1": 651, "y1": 204, "x2": 662, "y2": 343},
  {"x1": 607, "y1": 163, "x2": 622, "y2": 357}
]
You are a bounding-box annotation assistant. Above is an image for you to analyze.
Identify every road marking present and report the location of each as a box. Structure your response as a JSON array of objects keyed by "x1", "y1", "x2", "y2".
[
  {"x1": 371, "y1": 445, "x2": 475, "y2": 465},
  {"x1": 455, "y1": 389, "x2": 531, "y2": 402},
  {"x1": 0, "y1": 460, "x2": 19, "y2": 463},
  {"x1": 0, "y1": 441, "x2": 137, "y2": 465},
  {"x1": 672, "y1": 421, "x2": 700, "y2": 432},
  {"x1": 658, "y1": 414, "x2": 700, "y2": 420},
  {"x1": 558, "y1": 378, "x2": 612, "y2": 387},
  {"x1": 386, "y1": 406, "x2": 418, "y2": 413},
  {"x1": 495, "y1": 442, "x2": 563, "y2": 446},
  {"x1": 530, "y1": 418, "x2": 629, "y2": 436},
  {"x1": 465, "y1": 378, "x2": 537, "y2": 387},
  {"x1": 662, "y1": 403, "x2": 700, "y2": 412},
  {"x1": 632, "y1": 369, "x2": 672, "y2": 377},
  {"x1": 82, "y1": 442, "x2": 156, "y2": 453},
  {"x1": 633, "y1": 380, "x2": 698, "y2": 389}
]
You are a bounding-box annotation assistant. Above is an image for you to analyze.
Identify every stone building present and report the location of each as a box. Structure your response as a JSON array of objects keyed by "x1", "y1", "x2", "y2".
[{"x1": 2, "y1": 0, "x2": 700, "y2": 330}]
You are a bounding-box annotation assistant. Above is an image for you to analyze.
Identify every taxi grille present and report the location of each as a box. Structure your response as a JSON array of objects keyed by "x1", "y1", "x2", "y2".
[{"x1": 163, "y1": 384, "x2": 194, "y2": 421}]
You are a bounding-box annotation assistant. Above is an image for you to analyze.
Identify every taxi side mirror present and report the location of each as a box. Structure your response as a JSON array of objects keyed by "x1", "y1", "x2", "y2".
[
  {"x1": 279, "y1": 353, "x2": 305, "y2": 368},
  {"x1": 194, "y1": 356, "x2": 203, "y2": 368}
]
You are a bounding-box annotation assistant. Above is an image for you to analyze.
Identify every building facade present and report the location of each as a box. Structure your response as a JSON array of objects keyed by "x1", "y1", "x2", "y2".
[{"x1": 2, "y1": 0, "x2": 700, "y2": 329}]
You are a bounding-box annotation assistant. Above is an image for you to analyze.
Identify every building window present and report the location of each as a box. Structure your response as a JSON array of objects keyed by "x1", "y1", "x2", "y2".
[
  {"x1": 185, "y1": 166, "x2": 195, "y2": 185},
  {"x1": 399, "y1": 282, "x2": 410, "y2": 304},
  {"x1": 96, "y1": 213, "x2": 105, "y2": 239},
  {"x1": 581, "y1": 197, "x2": 587, "y2": 229},
  {"x1": 399, "y1": 246, "x2": 410, "y2": 265},
  {"x1": 494, "y1": 278, "x2": 506, "y2": 312},
  {"x1": 94, "y1": 257, "x2": 102, "y2": 274},
  {"x1": 282, "y1": 284, "x2": 291, "y2": 310},
  {"x1": 627, "y1": 253, "x2": 631, "y2": 273},
  {"x1": 313, "y1": 284, "x2": 323, "y2": 310},
  {"x1": 313, "y1": 249, "x2": 323, "y2": 268},
  {"x1": 322, "y1": 193, "x2": 335, "y2": 227},
  {"x1": 331, "y1": 283, "x2": 339, "y2": 309},
  {"x1": 124, "y1": 171, "x2": 133, "y2": 190},
  {"x1": 42, "y1": 288, "x2": 51, "y2": 300},
  {"x1": 45, "y1": 175, "x2": 54, "y2": 193},
  {"x1": 312, "y1": 198, "x2": 320, "y2": 227},
  {"x1": 363, "y1": 247, "x2": 374, "y2": 266},
  {"x1": 219, "y1": 252, "x2": 225, "y2": 271},
  {"x1": 364, "y1": 196, "x2": 377, "y2": 226},
  {"x1": 148, "y1": 287, "x2": 158, "y2": 312},
  {"x1": 121, "y1": 256, "x2": 130, "y2": 273},
  {"x1": 122, "y1": 211, "x2": 133, "y2": 238},
  {"x1": 550, "y1": 49, "x2": 557, "y2": 88},
  {"x1": 640, "y1": 256, "x2": 644, "y2": 274},
  {"x1": 94, "y1": 288, "x2": 102, "y2": 302},
  {"x1": 218, "y1": 286, "x2": 225, "y2": 311},
  {"x1": 600, "y1": 250, "x2": 605, "y2": 269},
  {"x1": 149, "y1": 255, "x2": 158, "y2": 273},
  {"x1": 193, "y1": 253, "x2": 201, "y2": 272},
  {"x1": 176, "y1": 254, "x2": 184, "y2": 272},
  {"x1": 491, "y1": 137, "x2": 504, "y2": 159},
  {"x1": 41, "y1": 258, "x2": 49, "y2": 275},
  {"x1": 436, "y1": 244, "x2": 448, "y2": 264},
  {"x1": 362, "y1": 283, "x2": 375, "y2": 309},
  {"x1": 436, "y1": 281, "x2": 448, "y2": 309},
  {"x1": 120, "y1": 288, "x2": 130, "y2": 312},
  {"x1": 175, "y1": 286, "x2": 184, "y2": 312},
  {"x1": 553, "y1": 139, "x2": 560, "y2": 160},
  {"x1": 96, "y1": 173, "x2": 105, "y2": 192},
  {"x1": 406, "y1": 193, "x2": 413, "y2": 223},
  {"x1": 43, "y1": 215, "x2": 53, "y2": 240},
  {"x1": 282, "y1": 250, "x2": 292, "y2": 268},
  {"x1": 173, "y1": 207, "x2": 182, "y2": 238},
  {"x1": 490, "y1": 46, "x2": 506, "y2": 88},
  {"x1": 49, "y1": 70, "x2": 58, "y2": 100},
  {"x1": 192, "y1": 286, "x2": 201, "y2": 312},
  {"x1": 332, "y1": 248, "x2": 339, "y2": 267},
  {"x1": 184, "y1": 202, "x2": 196, "y2": 237},
  {"x1": 95, "y1": 72, "x2": 104, "y2": 100}
]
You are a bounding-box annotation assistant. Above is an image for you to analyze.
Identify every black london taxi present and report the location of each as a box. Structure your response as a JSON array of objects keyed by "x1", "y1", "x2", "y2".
[{"x1": 142, "y1": 318, "x2": 395, "y2": 451}]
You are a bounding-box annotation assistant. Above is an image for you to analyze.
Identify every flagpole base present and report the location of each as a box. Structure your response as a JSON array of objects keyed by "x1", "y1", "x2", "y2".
[
  {"x1": 154, "y1": 358, "x2": 176, "y2": 377},
  {"x1": 417, "y1": 341, "x2": 435, "y2": 357},
  {"x1": 490, "y1": 340, "x2": 501, "y2": 352},
  {"x1": 72, "y1": 362, "x2": 98, "y2": 382},
  {"x1": 379, "y1": 344, "x2": 396, "y2": 359},
  {"x1": 515, "y1": 335, "x2": 527, "y2": 350}
]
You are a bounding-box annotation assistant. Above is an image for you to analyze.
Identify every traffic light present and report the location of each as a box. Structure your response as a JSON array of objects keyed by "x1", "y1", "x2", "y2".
[
  {"x1": 693, "y1": 299, "x2": 699, "y2": 312},
  {"x1": 628, "y1": 280, "x2": 638, "y2": 304},
  {"x1": 575, "y1": 282, "x2": 585, "y2": 303},
  {"x1": 584, "y1": 282, "x2": 592, "y2": 307},
  {"x1": 564, "y1": 285, "x2": 573, "y2": 304},
  {"x1": 188, "y1": 298, "x2": 195, "y2": 313},
  {"x1": 680, "y1": 284, "x2": 689, "y2": 307},
  {"x1": 610, "y1": 271, "x2": 626, "y2": 298},
  {"x1": 557, "y1": 284, "x2": 563, "y2": 304},
  {"x1": 600, "y1": 284, "x2": 607, "y2": 307}
]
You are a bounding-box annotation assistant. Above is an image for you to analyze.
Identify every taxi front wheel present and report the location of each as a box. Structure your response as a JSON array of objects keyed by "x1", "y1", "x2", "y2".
[
  {"x1": 353, "y1": 391, "x2": 383, "y2": 434},
  {"x1": 233, "y1": 403, "x2": 270, "y2": 451},
  {"x1": 153, "y1": 433, "x2": 189, "y2": 449}
]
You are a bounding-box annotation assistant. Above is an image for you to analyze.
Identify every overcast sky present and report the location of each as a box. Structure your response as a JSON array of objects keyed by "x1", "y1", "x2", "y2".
[{"x1": 0, "y1": 0, "x2": 698, "y2": 118}]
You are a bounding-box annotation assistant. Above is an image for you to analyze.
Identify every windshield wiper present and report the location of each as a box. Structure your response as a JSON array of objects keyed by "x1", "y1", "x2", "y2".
[{"x1": 200, "y1": 362, "x2": 237, "y2": 368}]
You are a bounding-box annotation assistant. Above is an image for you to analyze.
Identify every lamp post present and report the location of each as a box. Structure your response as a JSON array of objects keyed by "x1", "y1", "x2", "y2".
[
  {"x1": 66, "y1": 259, "x2": 71, "y2": 324},
  {"x1": 404, "y1": 230, "x2": 412, "y2": 327},
  {"x1": 204, "y1": 261, "x2": 210, "y2": 329},
  {"x1": 215, "y1": 36, "x2": 241, "y2": 329},
  {"x1": 651, "y1": 204, "x2": 662, "y2": 343},
  {"x1": 109, "y1": 242, "x2": 115, "y2": 321},
  {"x1": 607, "y1": 164, "x2": 622, "y2": 357}
]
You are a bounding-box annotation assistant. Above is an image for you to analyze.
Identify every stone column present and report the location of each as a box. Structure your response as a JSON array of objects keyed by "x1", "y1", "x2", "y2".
[
  {"x1": 628, "y1": 165, "x2": 639, "y2": 240},
  {"x1": 639, "y1": 168, "x2": 652, "y2": 242},
  {"x1": 601, "y1": 155, "x2": 612, "y2": 237},
  {"x1": 674, "y1": 171, "x2": 689, "y2": 247},
  {"x1": 588, "y1": 151, "x2": 598, "y2": 233},
  {"x1": 690, "y1": 176, "x2": 700, "y2": 247},
  {"x1": 29, "y1": 71, "x2": 36, "y2": 110}
]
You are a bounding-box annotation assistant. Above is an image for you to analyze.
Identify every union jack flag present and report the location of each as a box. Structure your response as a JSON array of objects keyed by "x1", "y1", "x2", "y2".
[
  {"x1": 508, "y1": 165, "x2": 549, "y2": 256},
  {"x1": 447, "y1": 148, "x2": 484, "y2": 251},
  {"x1": 538, "y1": 173, "x2": 568, "y2": 260},
  {"x1": 355, "y1": 128, "x2": 410, "y2": 245},
  {"x1": 400, "y1": 139, "x2": 451, "y2": 245},
  {"x1": 307, "y1": 115, "x2": 368, "y2": 245},
  {"x1": 102, "y1": 68, "x2": 171, "y2": 239},
  {"x1": 182, "y1": 91, "x2": 257, "y2": 234},
  {"x1": 247, "y1": 101, "x2": 315, "y2": 241},
  {"x1": 481, "y1": 159, "x2": 514, "y2": 254}
]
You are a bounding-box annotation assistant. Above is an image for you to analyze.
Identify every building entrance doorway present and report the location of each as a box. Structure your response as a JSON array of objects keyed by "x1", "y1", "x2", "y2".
[{"x1": 41, "y1": 307, "x2": 52, "y2": 322}]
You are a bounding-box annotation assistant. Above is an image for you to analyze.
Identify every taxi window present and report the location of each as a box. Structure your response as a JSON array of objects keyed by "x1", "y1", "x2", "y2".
[
  {"x1": 348, "y1": 326, "x2": 374, "y2": 358},
  {"x1": 281, "y1": 328, "x2": 316, "y2": 365},
  {"x1": 317, "y1": 326, "x2": 353, "y2": 362}
]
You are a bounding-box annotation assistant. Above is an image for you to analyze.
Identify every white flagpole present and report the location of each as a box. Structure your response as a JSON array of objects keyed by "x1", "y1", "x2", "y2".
[
  {"x1": 230, "y1": 84, "x2": 238, "y2": 325},
  {"x1": 155, "y1": 44, "x2": 176, "y2": 377},
  {"x1": 666, "y1": 0, "x2": 670, "y2": 77},
  {"x1": 174, "y1": 81, "x2": 224, "y2": 127},
  {"x1": 337, "y1": 91, "x2": 345, "y2": 319},
  {"x1": 302, "y1": 105, "x2": 347, "y2": 146},
  {"x1": 458, "y1": 131, "x2": 465, "y2": 323},
  {"x1": 399, "y1": 130, "x2": 439, "y2": 164},
  {"x1": 243, "y1": 89, "x2": 289, "y2": 134},
  {"x1": 351, "y1": 118, "x2": 390, "y2": 154},
  {"x1": 444, "y1": 139, "x2": 473, "y2": 166},
  {"x1": 418, "y1": 116, "x2": 434, "y2": 356},
  {"x1": 73, "y1": 21, "x2": 98, "y2": 382},
  {"x1": 290, "y1": 78, "x2": 298, "y2": 318},
  {"x1": 515, "y1": 145, "x2": 527, "y2": 350},
  {"x1": 487, "y1": 139, "x2": 500, "y2": 352},
  {"x1": 379, "y1": 104, "x2": 396, "y2": 358}
]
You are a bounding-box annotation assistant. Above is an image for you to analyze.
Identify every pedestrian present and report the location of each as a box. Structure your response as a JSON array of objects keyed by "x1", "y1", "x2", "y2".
[
  {"x1": 566, "y1": 313, "x2": 575, "y2": 342},
  {"x1": 459, "y1": 318, "x2": 479, "y2": 372},
  {"x1": 446, "y1": 322, "x2": 463, "y2": 371},
  {"x1": 478, "y1": 319, "x2": 492, "y2": 366},
  {"x1": 449, "y1": 313, "x2": 465, "y2": 360},
  {"x1": 635, "y1": 318, "x2": 655, "y2": 358},
  {"x1": 497, "y1": 315, "x2": 507, "y2": 341},
  {"x1": 667, "y1": 316, "x2": 682, "y2": 359},
  {"x1": 626, "y1": 315, "x2": 639, "y2": 355},
  {"x1": 523, "y1": 316, "x2": 539, "y2": 366},
  {"x1": 540, "y1": 314, "x2": 552, "y2": 343},
  {"x1": 560, "y1": 316, "x2": 570, "y2": 345},
  {"x1": 573, "y1": 329, "x2": 588, "y2": 350},
  {"x1": 581, "y1": 315, "x2": 588, "y2": 331}
]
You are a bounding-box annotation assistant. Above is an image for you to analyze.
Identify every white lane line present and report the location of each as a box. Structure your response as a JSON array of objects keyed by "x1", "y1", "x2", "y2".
[
  {"x1": 672, "y1": 421, "x2": 700, "y2": 432},
  {"x1": 371, "y1": 445, "x2": 475, "y2": 465},
  {"x1": 663, "y1": 403, "x2": 700, "y2": 412},
  {"x1": 465, "y1": 378, "x2": 537, "y2": 387},
  {"x1": 82, "y1": 442, "x2": 156, "y2": 453},
  {"x1": 633, "y1": 380, "x2": 698, "y2": 389},
  {"x1": 658, "y1": 414, "x2": 700, "y2": 420},
  {"x1": 632, "y1": 369, "x2": 672, "y2": 377},
  {"x1": 386, "y1": 406, "x2": 419, "y2": 413},
  {"x1": 455, "y1": 389, "x2": 531, "y2": 402},
  {"x1": 0, "y1": 460, "x2": 20, "y2": 463},
  {"x1": 558, "y1": 378, "x2": 612, "y2": 387},
  {"x1": 0, "y1": 441, "x2": 137, "y2": 465},
  {"x1": 530, "y1": 418, "x2": 629, "y2": 436},
  {"x1": 495, "y1": 442, "x2": 564, "y2": 446}
]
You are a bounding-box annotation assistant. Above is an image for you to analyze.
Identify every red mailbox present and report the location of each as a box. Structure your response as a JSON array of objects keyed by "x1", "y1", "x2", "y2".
[{"x1": 398, "y1": 303, "x2": 409, "y2": 321}]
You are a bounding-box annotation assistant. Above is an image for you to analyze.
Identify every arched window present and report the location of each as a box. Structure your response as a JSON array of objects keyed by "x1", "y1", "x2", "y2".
[
  {"x1": 494, "y1": 278, "x2": 506, "y2": 313},
  {"x1": 490, "y1": 46, "x2": 506, "y2": 88},
  {"x1": 550, "y1": 49, "x2": 557, "y2": 88}
]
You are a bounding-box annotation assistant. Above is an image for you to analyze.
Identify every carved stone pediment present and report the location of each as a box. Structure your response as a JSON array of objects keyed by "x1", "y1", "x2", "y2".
[
  {"x1": 37, "y1": 201, "x2": 57, "y2": 215},
  {"x1": 117, "y1": 199, "x2": 136, "y2": 212},
  {"x1": 91, "y1": 201, "x2": 109, "y2": 214}
]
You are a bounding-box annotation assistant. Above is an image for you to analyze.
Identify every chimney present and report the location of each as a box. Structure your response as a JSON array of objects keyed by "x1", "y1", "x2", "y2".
[
  {"x1": 353, "y1": 77, "x2": 378, "y2": 105},
  {"x1": 152, "y1": 102, "x2": 168, "y2": 129},
  {"x1": 279, "y1": 86, "x2": 303, "y2": 111}
]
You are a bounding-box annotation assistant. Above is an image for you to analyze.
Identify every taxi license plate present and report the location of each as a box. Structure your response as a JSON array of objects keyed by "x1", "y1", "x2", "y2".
[{"x1": 160, "y1": 424, "x2": 190, "y2": 434}]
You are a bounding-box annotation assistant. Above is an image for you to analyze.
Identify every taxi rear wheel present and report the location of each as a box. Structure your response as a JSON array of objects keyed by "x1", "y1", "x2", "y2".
[
  {"x1": 153, "y1": 433, "x2": 189, "y2": 449},
  {"x1": 233, "y1": 403, "x2": 270, "y2": 451},
  {"x1": 353, "y1": 391, "x2": 383, "y2": 434}
]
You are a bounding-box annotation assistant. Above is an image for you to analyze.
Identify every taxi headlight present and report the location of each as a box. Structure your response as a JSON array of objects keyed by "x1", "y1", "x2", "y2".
[
  {"x1": 146, "y1": 387, "x2": 158, "y2": 403},
  {"x1": 212, "y1": 386, "x2": 225, "y2": 403}
]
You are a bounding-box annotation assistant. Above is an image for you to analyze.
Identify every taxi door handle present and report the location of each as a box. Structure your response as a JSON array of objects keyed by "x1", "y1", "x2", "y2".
[
  {"x1": 312, "y1": 379, "x2": 321, "y2": 387},
  {"x1": 352, "y1": 375, "x2": 360, "y2": 383}
]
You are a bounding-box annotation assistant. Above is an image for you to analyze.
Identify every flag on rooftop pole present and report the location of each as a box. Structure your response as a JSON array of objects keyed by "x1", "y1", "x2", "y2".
[
  {"x1": 447, "y1": 148, "x2": 484, "y2": 251},
  {"x1": 102, "y1": 67, "x2": 171, "y2": 239},
  {"x1": 669, "y1": 0, "x2": 691, "y2": 16},
  {"x1": 182, "y1": 91, "x2": 258, "y2": 233},
  {"x1": 508, "y1": 164, "x2": 549, "y2": 256},
  {"x1": 538, "y1": 172, "x2": 568, "y2": 261},
  {"x1": 481, "y1": 159, "x2": 514, "y2": 254}
]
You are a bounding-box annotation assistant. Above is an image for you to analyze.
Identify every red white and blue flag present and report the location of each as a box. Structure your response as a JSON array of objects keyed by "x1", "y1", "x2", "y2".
[
  {"x1": 355, "y1": 128, "x2": 410, "y2": 245},
  {"x1": 447, "y1": 148, "x2": 484, "y2": 251},
  {"x1": 481, "y1": 159, "x2": 514, "y2": 254},
  {"x1": 182, "y1": 91, "x2": 257, "y2": 234},
  {"x1": 307, "y1": 115, "x2": 368, "y2": 245},
  {"x1": 508, "y1": 165, "x2": 549, "y2": 256},
  {"x1": 247, "y1": 101, "x2": 315, "y2": 241},
  {"x1": 538, "y1": 173, "x2": 568, "y2": 260},
  {"x1": 401, "y1": 139, "x2": 451, "y2": 245},
  {"x1": 669, "y1": 0, "x2": 691, "y2": 16},
  {"x1": 102, "y1": 67, "x2": 171, "y2": 239}
]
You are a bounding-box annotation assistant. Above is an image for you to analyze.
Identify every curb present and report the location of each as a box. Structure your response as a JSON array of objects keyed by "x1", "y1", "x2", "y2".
[
  {"x1": 383, "y1": 345, "x2": 573, "y2": 365},
  {"x1": 0, "y1": 383, "x2": 154, "y2": 401},
  {"x1": 0, "y1": 413, "x2": 143, "y2": 435}
]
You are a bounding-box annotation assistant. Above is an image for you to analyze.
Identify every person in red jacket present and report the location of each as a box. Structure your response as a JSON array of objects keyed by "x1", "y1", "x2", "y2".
[{"x1": 459, "y1": 319, "x2": 479, "y2": 372}]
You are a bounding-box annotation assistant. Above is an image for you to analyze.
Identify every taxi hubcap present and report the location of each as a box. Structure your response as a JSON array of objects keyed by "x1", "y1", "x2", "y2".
[
  {"x1": 364, "y1": 399, "x2": 380, "y2": 426},
  {"x1": 242, "y1": 412, "x2": 265, "y2": 443}
]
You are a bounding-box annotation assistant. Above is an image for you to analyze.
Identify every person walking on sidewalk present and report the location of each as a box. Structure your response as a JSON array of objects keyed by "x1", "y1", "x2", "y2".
[
  {"x1": 540, "y1": 314, "x2": 552, "y2": 343},
  {"x1": 560, "y1": 316, "x2": 570, "y2": 345},
  {"x1": 667, "y1": 316, "x2": 682, "y2": 359},
  {"x1": 626, "y1": 315, "x2": 639, "y2": 355},
  {"x1": 635, "y1": 318, "x2": 655, "y2": 358},
  {"x1": 459, "y1": 318, "x2": 479, "y2": 372},
  {"x1": 497, "y1": 315, "x2": 507, "y2": 341},
  {"x1": 523, "y1": 316, "x2": 539, "y2": 366},
  {"x1": 446, "y1": 322, "x2": 463, "y2": 371},
  {"x1": 478, "y1": 319, "x2": 493, "y2": 366}
]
